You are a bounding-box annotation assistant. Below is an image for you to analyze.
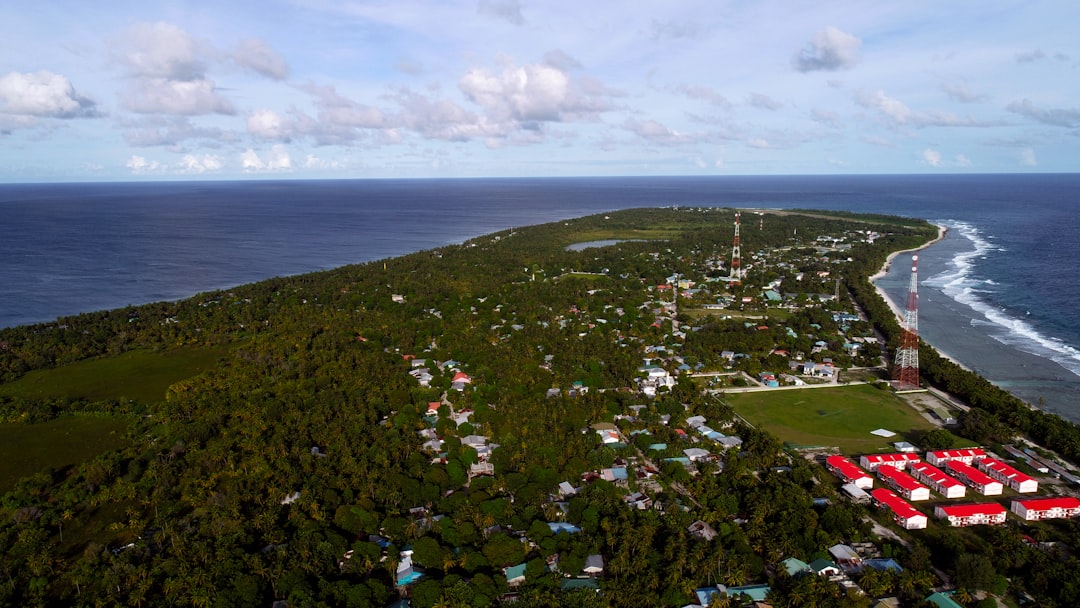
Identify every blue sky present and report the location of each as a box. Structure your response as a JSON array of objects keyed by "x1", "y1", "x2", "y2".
[{"x1": 1, "y1": 1, "x2": 1077, "y2": 181}]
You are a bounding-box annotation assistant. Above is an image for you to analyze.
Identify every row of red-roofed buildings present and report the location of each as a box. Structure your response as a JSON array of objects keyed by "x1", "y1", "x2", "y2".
[
  {"x1": 872, "y1": 491, "x2": 1080, "y2": 528},
  {"x1": 830, "y1": 448, "x2": 1080, "y2": 528},
  {"x1": 828, "y1": 449, "x2": 1039, "y2": 497}
]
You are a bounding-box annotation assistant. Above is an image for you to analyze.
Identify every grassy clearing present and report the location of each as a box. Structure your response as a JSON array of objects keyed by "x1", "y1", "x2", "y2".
[
  {"x1": 0, "y1": 346, "x2": 227, "y2": 403},
  {"x1": 0, "y1": 416, "x2": 129, "y2": 493},
  {"x1": 564, "y1": 228, "x2": 682, "y2": 244},
  {"x1": 726, "y1": 384, "x2": 937, "y2": 454}
]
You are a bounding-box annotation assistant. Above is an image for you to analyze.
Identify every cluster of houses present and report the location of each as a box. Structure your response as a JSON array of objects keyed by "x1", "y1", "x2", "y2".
[
  {"x1": 686, "y1": 540, "x2": 904, "y2": 607},
  {"x1": 826, "y1": 448, "x2": 1080, "y2": 529}
]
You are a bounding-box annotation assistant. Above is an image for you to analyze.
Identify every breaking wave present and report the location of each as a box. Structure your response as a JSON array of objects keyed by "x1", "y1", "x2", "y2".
[{"x1": 927, "y1": 221, "x2": 1080, "y2": 378}]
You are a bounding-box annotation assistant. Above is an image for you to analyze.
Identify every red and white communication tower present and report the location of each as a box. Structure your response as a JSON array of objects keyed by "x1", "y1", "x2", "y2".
[
  {"x1": 729, "y1": 212, "x2": 742, "y2": 284},
  {"x1": 893, "y1": 254, "x2": 920, "y2": 390}
]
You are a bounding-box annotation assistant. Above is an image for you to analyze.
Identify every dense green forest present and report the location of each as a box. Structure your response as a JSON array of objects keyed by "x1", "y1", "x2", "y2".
[{"x1": 1, "y1": 207, "x2": 1079, "y2": 608}]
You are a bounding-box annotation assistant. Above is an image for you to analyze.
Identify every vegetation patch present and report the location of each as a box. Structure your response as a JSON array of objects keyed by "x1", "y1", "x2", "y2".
[
  {"x1": 0, "y1": 416, "x2": 129, "y2": 493},
  {"x1": 725, "y1": 384, "x2": 937, "y2": 454},
  {"x1": 0, "y1": 346, "x2": 227, "y2": 403}
]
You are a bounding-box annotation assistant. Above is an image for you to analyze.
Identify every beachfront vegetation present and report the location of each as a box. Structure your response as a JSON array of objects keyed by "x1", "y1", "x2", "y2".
[{"x1": 0, "y1": 207, "x2": 1078, "y2": 607}]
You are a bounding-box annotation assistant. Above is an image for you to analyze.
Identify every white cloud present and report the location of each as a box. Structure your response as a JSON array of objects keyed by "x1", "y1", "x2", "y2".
[
  {"x1": 114, "y1": 22, "x2": 240, "y2": 118},
  {"x1": 240, "y1": 144, "x2": 292, "y2": 172},
  {"x1": 625, "y1": 118, "x2": 699, "y2": 145},
  {"x1": 178, "y1": 154, "x2": 223, "y2": 173},
  {"x1": 477, "y1": 0, "x2": 525, "y2": 26},
  {"x1": 748, "y1": 93, "x2": 782, "y2": 111},
  {"x1": 955, "y1": 154, "x2": 972, "y2": 167},
  {"x1": 233, "y1": 38, "x2": 289, "y2": 80},
  {"x1": 1020, "y1": 148, "x2": 1038, "y2": 166},
  {"x1": 922, "y1": 148, "x2": 942, "y2": 167},
  {"x1": 125, "y1": 155, "x2": 164, "y2": 174},
  {"x1": 810, "y1": 108, "x2": 839, "y2": 128},
  {"x1": 247, "y1": 108, "x2": 292, "y2": 140},
  {"x1": 674, "y1": 84, "x2": 732, "y2": 110},
  {"x1": 0, "y1": 71, "x2": 98, "y2": 118},
  {"x1": 123, "y1": 78, "x2": 235, "y2": 116},
  {"x1": 460, "y1": 62, "x2": 570, "y2": 122},
  {"x1": 857, "y1": 90, "x2": 985, "y2": 128},
  {"x1": 793, "y1": 27, "x2": 861, "y2": 73},
  {"x1": 1006, "y1": 99, "x2": 1080, "y2": 128},
  {"x1": 941, "y1": 81, "x2": 987, "y2": 104},
  {"x1": 118, "y1": 22, "x2": 207, "y2": 81},
  {"x1": 122, "y1": 117, "x2": 234, "y2": 147}
]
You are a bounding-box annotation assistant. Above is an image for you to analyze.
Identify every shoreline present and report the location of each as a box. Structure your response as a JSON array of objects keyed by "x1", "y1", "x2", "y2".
[{"x1": 869, "y1": 224, "x2": 974, "y2": 373}]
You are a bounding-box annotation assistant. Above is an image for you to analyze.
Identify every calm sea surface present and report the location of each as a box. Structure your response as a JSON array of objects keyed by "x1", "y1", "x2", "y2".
[{"x1": 2, "y1": 175, "x2": 1078, "y2": 419}]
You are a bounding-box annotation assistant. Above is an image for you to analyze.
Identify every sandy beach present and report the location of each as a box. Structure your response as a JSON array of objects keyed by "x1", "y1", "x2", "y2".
[{"x1": 869, "y1": 224, "x2": 974, "y2": 372}]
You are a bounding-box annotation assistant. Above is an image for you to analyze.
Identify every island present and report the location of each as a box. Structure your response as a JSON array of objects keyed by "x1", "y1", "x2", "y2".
[{"x1": 2, "y1": 207, "x2": 1078, "y2": 608}]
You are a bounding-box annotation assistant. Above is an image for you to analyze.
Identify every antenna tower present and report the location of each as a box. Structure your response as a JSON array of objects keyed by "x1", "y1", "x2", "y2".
[
  {"x1": 729, "y1": 212, "x2": 742, "y2": 284},
  {"x1": 893, "y1": 254, "x2": 920, "y2": 390}
]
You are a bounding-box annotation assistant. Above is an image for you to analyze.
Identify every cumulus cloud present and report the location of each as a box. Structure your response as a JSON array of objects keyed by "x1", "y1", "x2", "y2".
[
  {"x1": 117, "y1": 22, "x2": 208, "y2": 81},
  {"x1": 1006, "y1": 98, "x2": 1080, "y2": 128},
  {"x1": 748, "y1": 92, "x2": 782, "y2": 111},
  {"x1": 477, "y1": 0, "x2": 525, "y2": 26},
  {"x1": 178, "y1": 154, "x2": 223, "y2": 173},
  {"x1": 233, "y1": 38, "x2": 289, "y2": 80},
  {"x1": 241, "y1": 144, "x2": 292, "y2": 172},
  {"x1": 922, "y1": 148, "x2": 943, "y2": 167},
  {"x1": 0, "y1": 71, "x2": 99, "y2": 118},
  {"x1": 955, "y1": 154, "x2": 972, "y2": 167},
  {"x1": 857, "y1": 90, "x2": 986, "y2": 128},
  {"x1": 247, "y1": 108, "x2": 294, "y2": 140},
  {"x1": 126, "y1": 155, "x2": 165, "y2": 174},
  {"x1": 123, "y1": 78, "x2": 235, "y2": 115},
  {"x1": 115, "y1": 22, "x2": 236, "y2": 116},
  {"x1": 392, "y1": 87, "x2": 497, "y2": 141},
  {"x1": 459, "y1": 57, "x2": 615, "y2": 126},
  {"x1": 941, "y1": 81, "x2": 987, "y2": 104},
  {"x1": 1020, "y1": 148, "x2": 1038, "y2": 166},
  {"x1": 793, "y1": 27, "x2": 861, "y2": 72}
]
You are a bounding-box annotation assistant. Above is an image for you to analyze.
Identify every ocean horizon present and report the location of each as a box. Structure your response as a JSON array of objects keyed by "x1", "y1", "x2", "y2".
[{"x1": 2, "y1": 174, "x2": 1079, "y2": 421}]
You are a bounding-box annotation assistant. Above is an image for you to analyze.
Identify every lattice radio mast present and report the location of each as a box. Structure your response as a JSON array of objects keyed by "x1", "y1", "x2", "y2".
[
  {"x1": 893, "y1": 254, "x2": 920, "y2": 390},
  {"x1": 729, "y1": 212, "x2": 742, "y2": 284}
]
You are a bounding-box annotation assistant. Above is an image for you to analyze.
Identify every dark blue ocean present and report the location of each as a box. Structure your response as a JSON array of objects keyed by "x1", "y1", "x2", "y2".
[{"x1": 1, "y1": 175, "x2": 1078, "y2": 420}]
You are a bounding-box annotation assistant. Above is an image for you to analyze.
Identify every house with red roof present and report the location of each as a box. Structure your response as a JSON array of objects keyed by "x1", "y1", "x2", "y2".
[
  {"x1": 826, "y1": 455, "x2": 873, "y2": 489},
  {"x1": 925, "y1": 448, "x2": 986, "y2": 467},
  {"x1": 946, "y1": 460, "x2": 1003, "y2": 496},
  {"x1": 978, "y1": 458, "x2": 1038, "y2": 493},
  {"x1": 860, "y1": 453, "x2": 921, "y2": 472},
  {"x1": 909, "y1": 462, "x2": 966, "y2": 499},
  {"x1": 1011, "y1": 497, "x2": 1080, "y2": 521},
  {"x1": 935, "y1": 503, "x2": 1007, "y2": 527},
  {"x1": 872, "y1": 488, "x2": 927, "y2": 529},
  {"x1": 877, "y1": 466, "x2": 931, "y2": 501}
]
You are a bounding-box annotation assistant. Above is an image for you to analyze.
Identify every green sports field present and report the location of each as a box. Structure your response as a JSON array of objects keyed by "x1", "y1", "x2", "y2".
[{"x1": 725, "y1": 383, "x2": 937, "y2": 454}]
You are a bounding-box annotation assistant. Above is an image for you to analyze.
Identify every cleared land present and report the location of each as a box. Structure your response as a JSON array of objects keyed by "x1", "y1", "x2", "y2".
[
  {"x1": 0, "y1": 346, "x2": 226, "y2": 403},
  {"x1": 0, "y1": 416, "x2": 129, "y2": 493},
  {"x1": 726, "y1": 384, "x2": 937, "y2": 454}
]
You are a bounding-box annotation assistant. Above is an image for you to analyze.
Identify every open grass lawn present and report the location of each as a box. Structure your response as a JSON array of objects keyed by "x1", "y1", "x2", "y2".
[
  {"x1": 726, "y1": 384, "x2": 937, "y2": 454},
  {"x1": 0, "y1": 346, "x2": 227, "y2": 403},
  {"x1": 0, "y1": 416, "x2": 130, "y2": 493}
]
